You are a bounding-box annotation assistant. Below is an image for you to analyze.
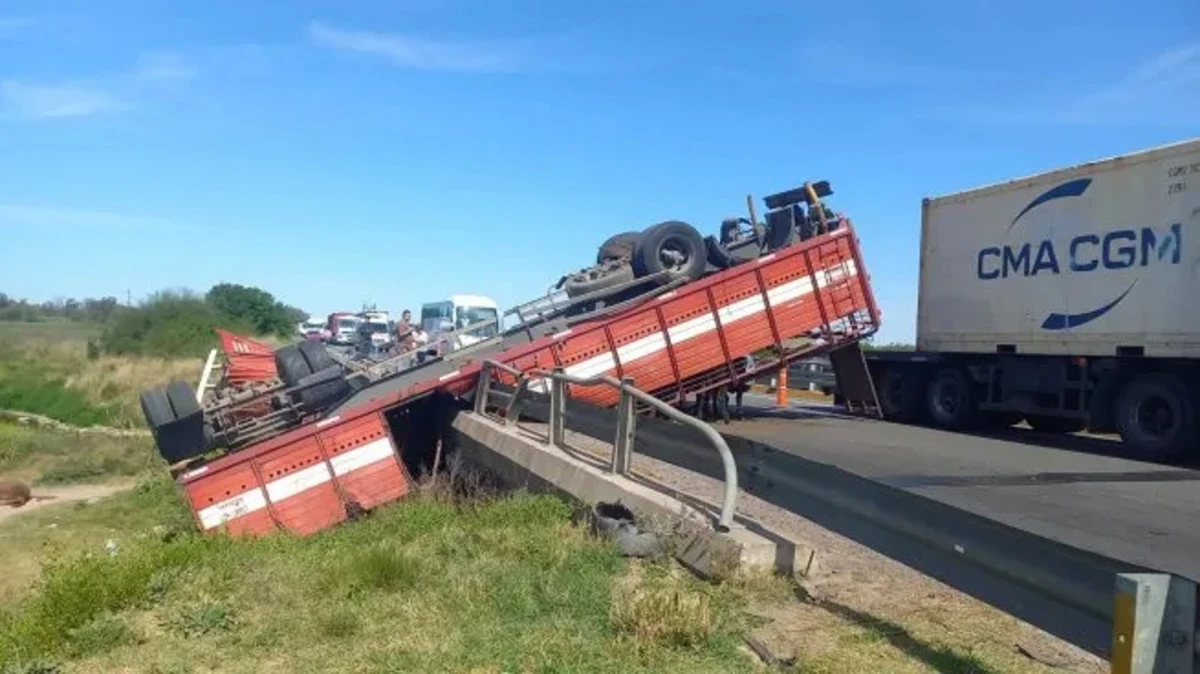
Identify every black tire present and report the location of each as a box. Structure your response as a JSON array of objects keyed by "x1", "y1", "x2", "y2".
[
  {"x1": 632, "y1": 220, "x2": 706, "y2": 283},
  {"x1": 876, "y1": 366, "x2": 926, "y2": 422},
  {"x1": 562, "y1": 261, "x2": 636, "y2": 298},
  {"x1": 140, "y1": 388, "x2": 175, "y2": 430},
  {"x1": 165, "y1": 380, "x2": 202, "y2": 421},
  {"x1": 298, "y1": 340, "x2": 337, "y2": 374},
  {"x1": 295, "y1": 366, "x2": 352, "y2": 411},
  {"x1": 275, "y1": 344, "x2": 313, "y2": 387},
  {"x1": 1026, "y1": 414, "x2": 1085, "y2": 434},
  {"x1": 925, "y1": 368, "x2": 979, "y2": 429},
  {"x1": 596, "y1": 231, "x2": 642, "y2": 264},
  {"x1": 1114, "y1": 373, "x2": 1198, "y2": 461}
]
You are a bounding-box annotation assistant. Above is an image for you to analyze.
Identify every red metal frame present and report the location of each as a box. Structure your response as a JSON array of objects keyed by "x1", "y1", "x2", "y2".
[{"x1": 180, "y1": 220, "x2": 880, "y2": 537}]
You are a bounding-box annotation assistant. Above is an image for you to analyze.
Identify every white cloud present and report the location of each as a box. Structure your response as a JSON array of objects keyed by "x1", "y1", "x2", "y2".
[
  {"x1": 0, "y1": 81, "x2": 124, "y2": 119},
  {"x1": 0, "y1": 203, "x2": 231, "y2": 234},
  {"x1": 307, "y1": 21, "x2": 523, "y2": 72},
  {"x1": 944, "y1": 43, "x2": 1200, "y2": 127},
  {"x1": 0, "y1": 203, "x2": 180, "y2": 230}
]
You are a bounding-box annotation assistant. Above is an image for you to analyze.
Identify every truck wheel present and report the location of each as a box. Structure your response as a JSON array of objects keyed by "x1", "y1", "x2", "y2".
[
  {"x1": 140, "y1": 388, "x2": 175, "y2": 430},
  {"x1": 596, "y1": 232, "x2": 641, "y2": 264},
  {"x1": 876, "y1": 366, "x2": 926, "y2": 422},
  {"x1": 925, "y1": 368, "x2": 979, "y2": 429},
  {"x1": 1114, "y1": 373, "x2": 1198, "y2": 461},
  {"x1": 165, "y1": 380, "x2": 202, "y2": 421},
  {"x1": 299, "y1": 341, "x2": 337, "y2": 374},
  {"x1": 296, "y1": 366, "x2": 352, "y2": 411},
  {"x1": 1026, "y1": 414, "x2": 1085, "y2": 434},
  {"x1": 563, "y1": 261, "x2": 636, "y2": 298},
  {"x1": 632, "y1": 220, "x2": 706, "y2": 283},
  {"x1": 275, "y1": 344, "x2": 313, "y2": 387}
]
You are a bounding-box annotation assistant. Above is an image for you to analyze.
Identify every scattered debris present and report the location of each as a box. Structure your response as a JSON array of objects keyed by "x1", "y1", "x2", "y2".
[{"x1": 588, "y1": 501, "x2": 664, "y2": 558}]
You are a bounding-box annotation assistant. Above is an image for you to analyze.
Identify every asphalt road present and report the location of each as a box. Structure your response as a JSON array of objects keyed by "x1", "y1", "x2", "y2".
[{"x1": 727, "y1": 392, "x2": 1200, "y2": 581}]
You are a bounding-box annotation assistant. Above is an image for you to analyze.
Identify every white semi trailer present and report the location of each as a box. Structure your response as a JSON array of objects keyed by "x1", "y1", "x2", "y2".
[{"x1": 865, "y1": 138, "x2": 1200, "y2": 460}]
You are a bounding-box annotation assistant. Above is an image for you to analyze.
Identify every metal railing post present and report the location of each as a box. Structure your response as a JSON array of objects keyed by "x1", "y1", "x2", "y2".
[
  {"x1": 473, "y1": 362, "x2": 491, "y2": 415},
  {"x1": 480, "y1": 360, "x2": 740, "y2": 532},
  {"x1": 548, "y1": 367, "x2": 566, "y2": 448},
  {"x1": 504, "y1": 376, "x2": 529, "y2": 428},
  {"x1": 612, "y1": 377, "x2": 636, "y2": 476}
]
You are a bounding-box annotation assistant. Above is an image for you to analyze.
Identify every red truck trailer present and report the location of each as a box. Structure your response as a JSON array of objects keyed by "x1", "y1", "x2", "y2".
[{"x1": 142, "y1": 181, "x2": 881, "y2": 536}]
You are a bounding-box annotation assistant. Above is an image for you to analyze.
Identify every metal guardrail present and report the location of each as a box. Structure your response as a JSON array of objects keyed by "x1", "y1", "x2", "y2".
[
  {"x1": 515, "y1": 400, "x2": 1199, "y2": 673},
  {"x1": 473, "y1": 359, "x2": 740, "y2": 532}
]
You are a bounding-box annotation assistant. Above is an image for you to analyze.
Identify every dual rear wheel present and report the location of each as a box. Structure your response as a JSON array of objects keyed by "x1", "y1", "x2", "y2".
[{"x1": 881, "y1": 364, "x2": 1198, "y2": 461}]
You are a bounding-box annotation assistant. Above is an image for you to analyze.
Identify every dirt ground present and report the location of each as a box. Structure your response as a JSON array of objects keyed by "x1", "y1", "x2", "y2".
[{"x1": 0, "y1": 483, "x2": 131, "y2": 522}]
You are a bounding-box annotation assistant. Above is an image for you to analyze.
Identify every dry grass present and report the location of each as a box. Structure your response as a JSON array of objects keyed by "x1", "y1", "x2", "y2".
[{"x1": 0, "y1": 328, "x2": 201, "y2": 428}]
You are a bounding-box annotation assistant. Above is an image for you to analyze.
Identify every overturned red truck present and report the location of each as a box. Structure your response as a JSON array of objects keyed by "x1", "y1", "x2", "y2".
[{"x1": 140, "y1": 181, "x2": 881, "y2": 536}]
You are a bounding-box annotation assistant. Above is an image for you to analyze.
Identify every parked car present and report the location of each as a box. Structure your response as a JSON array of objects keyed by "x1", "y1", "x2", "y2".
[
  {"x1": 355, "y1": 319, "x2": 394, "y2": 358},
  {"x1": 297, "y1": 318, "x2": 328, "y2": 342},
  {"x1": 787, "y1": 357, "x2": 838, "y2": 396}
]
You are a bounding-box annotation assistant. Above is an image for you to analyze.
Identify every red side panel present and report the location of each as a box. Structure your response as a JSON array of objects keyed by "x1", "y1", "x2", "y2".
[
  {"x1": 318, "y1": 413, "x2": 409, "y2": 510},
  {"x1": 180, "y1": 411, "x2": 411, "y2": 538},
  {"x1": 184, "y1": 463, "x2": 275, "y2": 537},
  {"x1": 255, "y1": 435, "x2": 346, "y2": 536},
  {"x1": 217, "y1": 329, "x2": 279, "y2": 386}
]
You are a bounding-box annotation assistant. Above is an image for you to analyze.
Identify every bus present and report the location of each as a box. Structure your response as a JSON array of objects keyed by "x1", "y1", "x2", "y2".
[{"x1": 419, "y1": 294, "x2": 501, "y2": 355}]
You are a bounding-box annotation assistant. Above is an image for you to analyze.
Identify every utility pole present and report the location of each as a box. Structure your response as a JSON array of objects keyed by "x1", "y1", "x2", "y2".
[{"x1": 126, "y1": 289, "x2": 132, "y2": 306}]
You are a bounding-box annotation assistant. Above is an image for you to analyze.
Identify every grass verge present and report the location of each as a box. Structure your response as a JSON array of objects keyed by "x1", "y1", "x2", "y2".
[
  {"x1": 0, "y1": 482, "x2": 787, "y2": 674},
  {"x1": 0, "y1": 420, "x2": 158, "y2": 486}
]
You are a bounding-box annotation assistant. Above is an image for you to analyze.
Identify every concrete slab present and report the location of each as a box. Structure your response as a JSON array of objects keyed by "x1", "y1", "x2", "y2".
[{"x1": 450, "y1": 411, "x2": 814, "y2": 580}]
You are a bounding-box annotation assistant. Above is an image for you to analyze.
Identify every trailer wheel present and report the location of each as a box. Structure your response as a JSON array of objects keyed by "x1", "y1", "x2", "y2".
[
  {"x1": 140, "y1": 387, "x2": 175, "y2": 430},
  {"x1": 925, "y1": 368, "x2": 979, "y2": 429},
  {"x1": 632, "y1": 220, "x2": 706, "y2": 282},
  {"x1": 299, "y1": 340, "x2": 337, "y2": 374},
  {"x1": 562, "y1": 261, "x2": 636, "y2": 298},
  {"x1": 165, "y1": 380, "x2": 202, "y2": 421},
  {"x1": 275, "y1": 344, "x2": 313, "y2": 387},
  {"x1": 1114, "y1": 373, "x2": 1198, "y2": 461},
  {"x1": 596, "y1": 231, "x2": 642, "y2": 264},
  {"x1": 1026, "y1": 414, "x2": 1085, "y2": 434},
  {"x1": 876, "y1": 366, "x2": 925, "y2": 422}
]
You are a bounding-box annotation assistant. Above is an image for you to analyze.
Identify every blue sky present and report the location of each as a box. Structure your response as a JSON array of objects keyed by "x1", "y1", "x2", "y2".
[{"x1": 0, "y1": 0, "x2": 1197, "y2": 343}]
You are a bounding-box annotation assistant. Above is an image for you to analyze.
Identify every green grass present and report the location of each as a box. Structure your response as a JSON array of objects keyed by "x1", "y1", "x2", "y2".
[
  {"x1": 0, "y1": 485, "x2": 784, "y2": 674},
  {"x1": 0, "y1": 421, "x2": 159, "y2": 485}
]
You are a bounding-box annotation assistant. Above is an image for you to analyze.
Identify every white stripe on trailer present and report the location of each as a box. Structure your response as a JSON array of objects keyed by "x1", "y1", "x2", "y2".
[
  {"x1": 329, "y1": 437, "x2": 395, "y2": 476},
  {"x1": 195, "y1": 438, "x2": 398, "y2": 529},
  {"x1": 560, "y1": 260, "x2": 858, "y2": 384},
  {"x1": 265, "y1": 462, "x2": 332, "y2": 502},
  {"x1": 197, "y1": 488, "x2": 268, "y2": 530}
]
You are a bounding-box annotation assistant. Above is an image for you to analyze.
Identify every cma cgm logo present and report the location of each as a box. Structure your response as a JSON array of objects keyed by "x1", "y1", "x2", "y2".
[{"x1": 974, "y1": 177, "x2": 1183, "y2": 330}]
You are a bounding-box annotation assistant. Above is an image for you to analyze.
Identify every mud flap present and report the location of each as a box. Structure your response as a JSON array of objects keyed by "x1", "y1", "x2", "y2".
[{"x1": 829, "y1": 342, "x2": 881, "y2": 417}]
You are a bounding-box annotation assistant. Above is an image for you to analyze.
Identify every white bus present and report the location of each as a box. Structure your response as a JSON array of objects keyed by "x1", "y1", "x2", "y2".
[{"x1": 419, "y1": 294, "x2": 501, "y2": 355}]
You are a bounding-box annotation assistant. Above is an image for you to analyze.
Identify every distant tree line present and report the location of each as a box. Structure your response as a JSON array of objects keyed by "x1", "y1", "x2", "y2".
[
  {"x1": 0, "y1": 293, "x2": 122, "y2": 323},
  {"x1": 1, "y1": 284, "x2": 308, "y2": 358}
]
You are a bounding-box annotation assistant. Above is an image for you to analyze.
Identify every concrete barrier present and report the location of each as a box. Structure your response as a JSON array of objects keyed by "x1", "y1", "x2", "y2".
[{"x1": 451, "y1": 411, "x2": 812, "y2": 580}]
